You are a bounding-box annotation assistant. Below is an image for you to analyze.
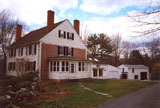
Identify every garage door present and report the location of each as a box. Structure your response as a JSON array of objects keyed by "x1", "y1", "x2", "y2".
[
  {"x1": 109, "y1": 71, "x2": 118, "y2": 78},
  {"x1": 140, "y1": 72, "x2": 147, "y2": 80},
  {"x1": 121, "y1": 73, "x2": 127, "y2": 79}
]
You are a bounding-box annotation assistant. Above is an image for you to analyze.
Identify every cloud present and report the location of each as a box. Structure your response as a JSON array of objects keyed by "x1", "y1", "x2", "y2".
[
  {"x1": 0, "y1": 0, "x2": 78, "y2": 25},
  {"x1": 81, "y1": 13, "x2": 147, "y2": 41},
  {"x1": 80, "y1": 0, "x2": 159, "y2": 15}
]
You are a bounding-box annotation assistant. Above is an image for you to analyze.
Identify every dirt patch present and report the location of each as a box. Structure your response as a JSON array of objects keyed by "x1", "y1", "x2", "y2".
[{"x1": 31, "y1": 88, "x2": 71, "y2": 102}]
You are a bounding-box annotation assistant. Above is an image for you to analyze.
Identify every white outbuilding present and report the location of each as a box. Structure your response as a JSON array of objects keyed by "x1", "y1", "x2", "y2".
[
  {"x1": 118, "y1": 64, "x2": 149, "y2": 80},
  {"x1": 90, "y1": 57, "x2": 121, "y2": 79}
]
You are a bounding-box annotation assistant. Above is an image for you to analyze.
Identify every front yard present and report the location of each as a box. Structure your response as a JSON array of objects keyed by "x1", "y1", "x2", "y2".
[{"x1": 26, "y1": 79, "x2": 156, "y2": 108}]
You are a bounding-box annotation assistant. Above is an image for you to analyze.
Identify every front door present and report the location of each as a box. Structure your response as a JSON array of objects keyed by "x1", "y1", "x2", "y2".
[{"x1": 69, "y1": 63, "x2": 76, "y2": 79}]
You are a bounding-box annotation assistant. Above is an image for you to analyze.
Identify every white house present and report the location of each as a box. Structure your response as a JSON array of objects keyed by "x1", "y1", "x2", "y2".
[
  {"x1": 118, "y1": 64, "x2": 149, "y2": 80},
  {"x1": 89, "y1": 57, "x2": 121, "y2": 79},
  {"x1": 6, "y1": 10, "x2": 92, "y2": 81}
]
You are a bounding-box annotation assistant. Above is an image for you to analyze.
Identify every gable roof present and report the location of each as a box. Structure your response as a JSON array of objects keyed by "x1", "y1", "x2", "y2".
[
  {"x1": 9, "y1": 20, "x2": 65, "y2": 48},
  {"x1": 122, "y1": 64, "x2": 148, "y2": 69}
]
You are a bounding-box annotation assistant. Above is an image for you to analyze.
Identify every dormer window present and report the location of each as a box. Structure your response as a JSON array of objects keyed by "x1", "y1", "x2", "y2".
[{"x1": 59, "y1": 30, "x2": 66, "y2": 38}]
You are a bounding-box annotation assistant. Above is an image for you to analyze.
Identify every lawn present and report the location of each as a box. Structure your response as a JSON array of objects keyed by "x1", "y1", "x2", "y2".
[{"x1": 26, "y1": 79, "x2": 156, "y2": 108}]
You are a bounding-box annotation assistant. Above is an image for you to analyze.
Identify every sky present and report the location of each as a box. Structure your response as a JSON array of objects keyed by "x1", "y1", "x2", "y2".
[{"x1": 0, "y1": 0, "x2": 159, "y2": 42}]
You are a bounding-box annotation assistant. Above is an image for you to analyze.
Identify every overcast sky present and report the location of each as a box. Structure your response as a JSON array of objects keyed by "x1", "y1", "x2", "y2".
[{"x1": 0, "y1": 0, "x2": 159, "y2": 41}]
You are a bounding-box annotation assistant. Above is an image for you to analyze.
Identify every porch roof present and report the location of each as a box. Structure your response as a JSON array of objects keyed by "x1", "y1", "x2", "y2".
[{"x1": 48, "y1": 56, "x2": 92, "y2": 62}]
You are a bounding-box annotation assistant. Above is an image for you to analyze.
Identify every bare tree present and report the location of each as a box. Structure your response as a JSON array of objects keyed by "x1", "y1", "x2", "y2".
[
  {"x1": 128, "y1": 1, "x2": 160, "y2": 37},
  {"x1": 80, "y1": 25, "x2": 90, "y2": 45},
  {"x1": 146, "y1": 37, "x2": 160, "y2": 62},
  {"x1": 0, "y1": 9, "x2": 19, "y2": 77},
  {"x1": 111, "y1": 33, "x2": 130, "y2": 66},
  {"x1": 16, "y1": 58, "x2": 29, "y2": 77}
]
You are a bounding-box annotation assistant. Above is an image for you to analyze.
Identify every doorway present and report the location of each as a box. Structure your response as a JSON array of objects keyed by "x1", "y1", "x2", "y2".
[{"x1": 140, "y1": 72, "x2": 147, "y2": 80}]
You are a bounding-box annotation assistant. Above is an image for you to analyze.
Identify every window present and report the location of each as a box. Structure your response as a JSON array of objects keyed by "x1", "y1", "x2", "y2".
[
  {"x1": 66, "y1": 61, "x2": 69, "y2": 71},
  {"x1": 29, "y1": 45, "x2": 32, "y2": 55},
  {"x1": 78, "y1": 62, "x2": 81, "y2": 71},
  {"x1": 134, "y1": 75, "x2": 138, "y2": 79},
  {"x1": 59, "y1": 46, "x2": 64, "y2": 55},
  {"x1": 68, "y1": 47, "x2": 72, "y2": 56},
  {"x1": 132, "y1": 68, "x2": 134, "y2": 73},
  {"x1": 9, "y1": 48, "x2": 16, "y2": 57},
  {"x1": 26, "y1": 44, "x2": 36, "y2": 55},
  {"x1": 8, "y1": 62, "x2": 15, "y2": 71},
  {"x1": 18, "y1": 47, "x2": 23, "y2": 56},
  {"x1": 67, "y1": 32, "x2": 74, "y2": 40},
  {"x1": 93, "y1": 69, "x2": 97, "y2": 77},
  {"x1": 59, "y1": 30, "x2": 66, "y2": 38},
  {"x1": 32, "y1": 44, "x2": 36, "y2": 55},
  {"x1": 61, "y1": 61, "x2": 68, "y2": 72},
  {"x1": 99, "y1": 69, "x2": 103, "y2": 76},
  {"x1": 50, "y1": 61, "x2": 59, "y2": 72},
  {"x1": 78, "y1": 62, "x2": 86, "y2": 71},
  {"x1": 58, "y1": 46, "x2": 73, "y2": 56},
  {"x1": 82, "y1": 62, "x2": 84, "y2": 71},
  {"x1": 25, "y1": 61, "x2": 36, "y2": 71}
]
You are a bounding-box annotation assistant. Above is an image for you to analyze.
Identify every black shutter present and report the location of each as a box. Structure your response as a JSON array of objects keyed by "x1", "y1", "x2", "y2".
[
  {"x1": 58, "y1": 46, "x2": 60, "y2": 55},
  {"x1": 63, "y1": 46, "x2": 66, "y2": 56},
  {"x1": 72, "y1": 33, "x2": 74, "y2": 40},
  {"x1": 63, "y1": 46, "x2": 65, "y2": 55},
  {"x1": 71, "y1": 48, "x2": 73, "y2": 56},
  {"x1": 66, "y1": 47, "x2": 68, "y2": 56},
  {"x1": 67, "y1": 32, "x2": 69, "y2": 39},
  {"x1": 59, "y1": 30, "x2": 61, "y2": 37},
  {"x1": 64, "y1": 31, "x2": 66, "y2": 38}
]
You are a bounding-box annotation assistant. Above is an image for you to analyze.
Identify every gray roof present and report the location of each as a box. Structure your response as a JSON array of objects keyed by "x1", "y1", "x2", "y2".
[{"x1": 122, "y1": 64, "x2": 148, "y2": 69}]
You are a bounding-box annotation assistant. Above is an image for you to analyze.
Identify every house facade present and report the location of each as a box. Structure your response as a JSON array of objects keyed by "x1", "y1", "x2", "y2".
[
  {"x1": 6, "y1": 10, "x2": 92, "y2": 80},
  {"x1": 118, "y1": 64, "x2": 149, "y2": 80}
]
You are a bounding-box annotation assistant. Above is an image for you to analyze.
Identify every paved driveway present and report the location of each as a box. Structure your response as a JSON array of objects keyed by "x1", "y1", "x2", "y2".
[{"x1": 97, "y1": 83, "x2": 160, "y2": 108}]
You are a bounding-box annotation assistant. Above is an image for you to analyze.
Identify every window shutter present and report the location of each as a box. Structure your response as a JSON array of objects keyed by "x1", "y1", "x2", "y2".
[
  {"x1": 67, "y1": 32, "x2": 69, "y2": 39},
  {"x1": 71, "y1": 48, "x2": 73, "y2": 56},
  {"x1": 63, "y1": 46, "x2": 66, "y2": 56},
  {"x1": 34, "y1": 44, "x2": 36, "y2": 54},
  {"x1": 26, "y1": 46, "x2": 28, "y2": 55},
  {"x1": 59, "y1": 30, "x2": 61, "y2": 37},
  {"x1": 72, "y1": 33, "x2": 74, "y2": 40},
  {"x1": 64, "y1": 31, "x2": 66, "y2": 38},
  {"x1": 58, "y1": 46, "x2": 60, "y2": 55},
  {"x1": 66, "y1": 47, "x2": 68, "y2": 56}
]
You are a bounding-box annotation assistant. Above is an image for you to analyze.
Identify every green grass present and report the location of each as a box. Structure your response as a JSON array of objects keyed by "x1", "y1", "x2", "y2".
[{"x1": 26, "y1": 79, "x2": 156, "y2": 108}]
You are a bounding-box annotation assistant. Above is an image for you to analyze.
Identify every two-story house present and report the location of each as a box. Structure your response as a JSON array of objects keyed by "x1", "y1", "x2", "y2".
[{"x1": 6, "y1": 10, "x2": 92, "y2": 80}]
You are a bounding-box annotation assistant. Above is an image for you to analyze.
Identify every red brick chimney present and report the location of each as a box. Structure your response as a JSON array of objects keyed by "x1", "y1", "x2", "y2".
[
  {"x1": 16, "y1": 24, "x2": 22, "y2": 41},
  {"x1": 74, "y1": 19, "x2": 80, "y2": 35},
  {"x1": 47, "y1": 10, "x2": 54, "y2": 32}
]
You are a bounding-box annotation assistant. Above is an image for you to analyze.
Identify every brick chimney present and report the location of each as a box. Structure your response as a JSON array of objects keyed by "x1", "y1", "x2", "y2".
[
  {"x1": 47, "y1": 10, "x2": 54, "y2": 32},
  {"x1": 74, "y1": 19, "x2": 80, "y2": 35},
  {"x1": 16, "y1": 24, "x2": 22, "y2": 41}
]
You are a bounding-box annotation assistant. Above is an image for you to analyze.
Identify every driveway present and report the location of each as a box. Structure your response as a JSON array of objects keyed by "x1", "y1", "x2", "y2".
[{"x1": 97, "y1": 83, "x2": 160, "y2": 108}]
